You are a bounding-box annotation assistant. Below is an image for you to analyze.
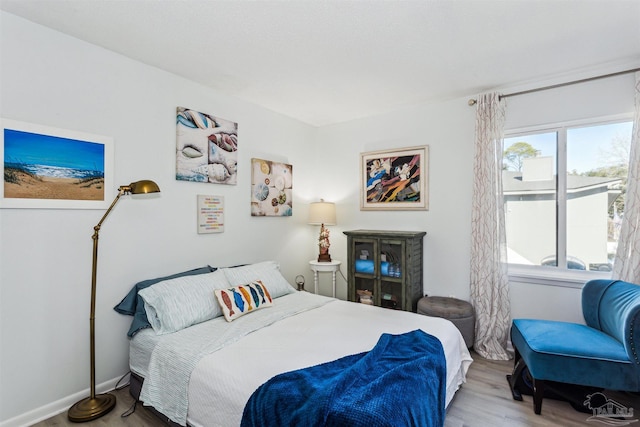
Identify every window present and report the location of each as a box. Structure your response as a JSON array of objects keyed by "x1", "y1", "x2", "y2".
[{"x1": 503, "y1": 119, "x2": 632, "y2": 278}]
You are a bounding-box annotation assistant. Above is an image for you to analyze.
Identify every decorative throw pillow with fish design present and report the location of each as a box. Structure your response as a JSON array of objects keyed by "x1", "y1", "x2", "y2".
[{"x1": 214, "y1": 281, "x2": 273, "y2": 322}]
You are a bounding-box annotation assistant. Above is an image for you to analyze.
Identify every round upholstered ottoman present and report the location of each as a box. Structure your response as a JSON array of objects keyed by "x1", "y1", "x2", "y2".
[{"x1": 417, "y1": 296, "x2": 475, "y2": 348}]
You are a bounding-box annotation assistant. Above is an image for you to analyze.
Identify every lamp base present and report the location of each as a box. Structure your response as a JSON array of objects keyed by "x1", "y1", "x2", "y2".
[
  {"x1": 317, "y1": 252, "x2": 332, "y2": 262},
  {"x1": 68, "y1": 393, "x2": 116, "y2": 423}
]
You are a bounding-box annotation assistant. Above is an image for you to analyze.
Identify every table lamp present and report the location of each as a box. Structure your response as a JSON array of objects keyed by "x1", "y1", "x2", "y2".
[
  {"x1": 68, "y1": 180, "x2": 160, "y2": 422},
  {"x1": 308, "y1": 199, "x2": 336, "y2": 262}
]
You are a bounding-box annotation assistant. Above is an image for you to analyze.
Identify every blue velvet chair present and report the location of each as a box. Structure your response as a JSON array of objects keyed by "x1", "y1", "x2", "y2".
[{"x1": 508, "y1": 279, "x2": 640, "y2": 414}]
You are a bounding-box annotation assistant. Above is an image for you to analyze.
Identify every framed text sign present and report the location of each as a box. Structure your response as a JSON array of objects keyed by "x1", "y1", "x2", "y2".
[{"x1": 197, "y1": 195, "x2": 224, "y2": 233}]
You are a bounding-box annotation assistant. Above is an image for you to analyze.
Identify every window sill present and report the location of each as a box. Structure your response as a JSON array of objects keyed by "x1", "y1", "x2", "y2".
[{"x1": 507, "y1": 264, "x2": 612, "y2": 289}]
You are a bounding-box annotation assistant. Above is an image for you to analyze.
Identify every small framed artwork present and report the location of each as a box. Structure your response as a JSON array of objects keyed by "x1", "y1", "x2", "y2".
[
  {"x1": 197, "y1": 195, "x2": 224, "y2": 234},
  {"x1": 360, "y1": 145, "x2": 428, "y2": 211},
  {"x1": 1, "y1": 118, "x2": 114, "y2": 209},
  {"x1": 251, "y1": 158, "x2": 292, "y2": 217},
  {"x1": 176, "y1": 107, "x2": 238, "y2": 185}
]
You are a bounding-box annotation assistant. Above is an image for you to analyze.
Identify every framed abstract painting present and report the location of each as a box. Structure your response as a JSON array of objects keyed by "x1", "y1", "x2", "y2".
[{"x1": 360, "y1": 145, "x2": 428, "y2": 211}]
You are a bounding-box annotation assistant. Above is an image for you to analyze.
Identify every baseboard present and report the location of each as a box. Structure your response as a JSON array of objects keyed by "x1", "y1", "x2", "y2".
[
  {"x1": 0, "y1": 375, "x2": 124, "y2": 427},
  {"x1": 506, "y1": 339, "x2": 515, "y2": 357}
]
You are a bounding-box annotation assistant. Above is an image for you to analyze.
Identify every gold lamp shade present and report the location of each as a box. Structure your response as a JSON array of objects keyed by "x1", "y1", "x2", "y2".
[{"x1": 127, "y1": 180, "x2": 160, "y2": 194}]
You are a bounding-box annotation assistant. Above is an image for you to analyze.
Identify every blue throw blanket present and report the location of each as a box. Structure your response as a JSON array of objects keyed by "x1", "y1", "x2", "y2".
[{"x1": 241, "y1": 329, "x2": 446, "y2": 427}]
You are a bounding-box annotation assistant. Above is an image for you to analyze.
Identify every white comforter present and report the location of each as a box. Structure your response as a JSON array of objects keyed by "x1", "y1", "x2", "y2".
[{"x1": 130, "y1": 292, "x2": 473, "y2": 427}]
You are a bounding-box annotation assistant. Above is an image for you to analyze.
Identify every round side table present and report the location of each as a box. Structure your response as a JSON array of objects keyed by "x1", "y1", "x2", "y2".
[{"x1": 309, "y1": 260, "x2": 341, "y2": 297}]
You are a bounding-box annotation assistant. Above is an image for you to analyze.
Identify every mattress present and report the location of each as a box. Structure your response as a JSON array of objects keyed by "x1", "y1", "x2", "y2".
[{"x1": 130, "y1": 292, "x2": 473, "y2": 426}]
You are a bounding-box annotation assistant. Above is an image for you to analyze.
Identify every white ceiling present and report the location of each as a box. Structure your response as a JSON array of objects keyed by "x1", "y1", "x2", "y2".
[{"x1": 1, "y1": 0, "x2": 639, "y2": 126}]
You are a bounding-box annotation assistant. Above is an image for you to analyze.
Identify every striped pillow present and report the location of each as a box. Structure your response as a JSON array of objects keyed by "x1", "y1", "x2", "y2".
[
  {"x1": 139, "y1": 270, "x2": 230, "y2": 334},
  {"x1": 221, "y1": 261, "x2": 296, "y2": 299}
]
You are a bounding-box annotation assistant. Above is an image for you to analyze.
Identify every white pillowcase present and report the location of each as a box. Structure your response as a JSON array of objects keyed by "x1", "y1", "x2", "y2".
[
  {"x1": 221, "y1": 261, "x2": 296, "y2": 299},
  {"x1": 139, "y1": 269, "x2": 230, "y2": 334}
]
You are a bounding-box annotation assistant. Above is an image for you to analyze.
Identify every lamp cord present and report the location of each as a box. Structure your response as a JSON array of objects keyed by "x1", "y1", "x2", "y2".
[
  {"x1": 121, "y1": 400, "x2": 137, "y2": 418},
  {"x1": 338, "y1": 267, "x2": 348, "y2": 283},
  {"x1": 114, "y1": 370, "x2": 138, "y2": 418},
  {"x1": 115, "y1": 371, "x2": 131, "y2": 391}
]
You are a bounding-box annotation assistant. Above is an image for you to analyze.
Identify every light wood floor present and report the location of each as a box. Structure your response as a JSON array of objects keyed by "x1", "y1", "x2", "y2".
[{"x1": 33, "y1": 352, "x2": 639, "y2": 426}]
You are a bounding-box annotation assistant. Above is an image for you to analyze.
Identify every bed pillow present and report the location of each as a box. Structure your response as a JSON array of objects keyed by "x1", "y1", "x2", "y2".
[
  {"x1": 139, "y1": 269, "x2": 231, "y2": 334},
  {"x1": 221, "y1": 261, "x2": 296, "y2": 299},
  {"x1": 214, "y1": 281, "x2": 274, "y2": 322},
  {"x1": 114, "y1": 265, "x2": 215, "y2": 337}
]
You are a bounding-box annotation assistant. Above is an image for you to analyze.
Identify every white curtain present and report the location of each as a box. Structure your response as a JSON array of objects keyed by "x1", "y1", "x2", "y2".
[
  {"x1": 613, "y1": 72, "x2": 640, "y2": 284},
  {"x1": 470, "y1": 92, "x2": 511, "y2": 360}
]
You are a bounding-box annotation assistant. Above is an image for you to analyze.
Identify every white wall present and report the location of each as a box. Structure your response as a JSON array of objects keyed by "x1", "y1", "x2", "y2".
[
  {"x1": 0, "y1": 12, "x2": 318, "y2": 426},
  {"x1": 1, "y1": 9, "x2": 638, "y2": 427},
  {"x1": 315, "y1": 99, "x2": 476, "y2": 302}
]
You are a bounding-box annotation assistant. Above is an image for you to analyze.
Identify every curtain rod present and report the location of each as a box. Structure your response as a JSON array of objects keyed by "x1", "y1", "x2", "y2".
[{"x1": 468, "y1": 67, "x2": 640, "y2": 106}]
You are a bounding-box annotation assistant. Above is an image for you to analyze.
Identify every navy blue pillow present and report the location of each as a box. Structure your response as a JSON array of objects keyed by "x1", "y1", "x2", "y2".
[{"x1": 114, "y1": 266, "x2": 215, "y2": 337}]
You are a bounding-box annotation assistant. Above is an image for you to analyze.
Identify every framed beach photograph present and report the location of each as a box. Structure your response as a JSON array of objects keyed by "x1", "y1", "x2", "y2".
[
  {"x1": 176, "y1": 107, "x2": 238, "y2": 185},
  {"x1": 1, "y1": 119, "x2": 114, "y2": 209},
  {"x1": 360, "y1": 145, "x2": 428, "y2": 211}
]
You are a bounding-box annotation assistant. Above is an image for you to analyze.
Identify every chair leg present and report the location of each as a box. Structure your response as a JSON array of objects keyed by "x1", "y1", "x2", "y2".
[
  {"x1": 532, "y1": 378, "x2": 544, "y2": 415},
  {"x1": 506, "y1": 357, "x2": 526, "y2": 401}
]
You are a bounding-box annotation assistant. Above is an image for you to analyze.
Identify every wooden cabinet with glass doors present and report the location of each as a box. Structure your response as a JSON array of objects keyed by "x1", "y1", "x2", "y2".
[{"x1": 343, "y1": 230, "x2": 425, "y2": 312}]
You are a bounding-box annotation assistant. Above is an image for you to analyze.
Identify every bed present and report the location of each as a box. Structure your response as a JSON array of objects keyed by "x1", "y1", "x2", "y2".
[{"x1": 116, "y1": 261, "x2": 473, "y2": 426}]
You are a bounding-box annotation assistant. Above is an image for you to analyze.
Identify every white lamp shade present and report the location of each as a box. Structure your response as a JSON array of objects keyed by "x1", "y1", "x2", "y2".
[{"x1": 308, "y1": 201, "x2": 336, "y2": 225}]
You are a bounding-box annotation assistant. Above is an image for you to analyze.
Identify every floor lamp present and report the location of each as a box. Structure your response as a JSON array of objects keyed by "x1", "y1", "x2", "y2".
[{"x1": 68, "y1": 180, "x2": 160, "y2": 423}]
